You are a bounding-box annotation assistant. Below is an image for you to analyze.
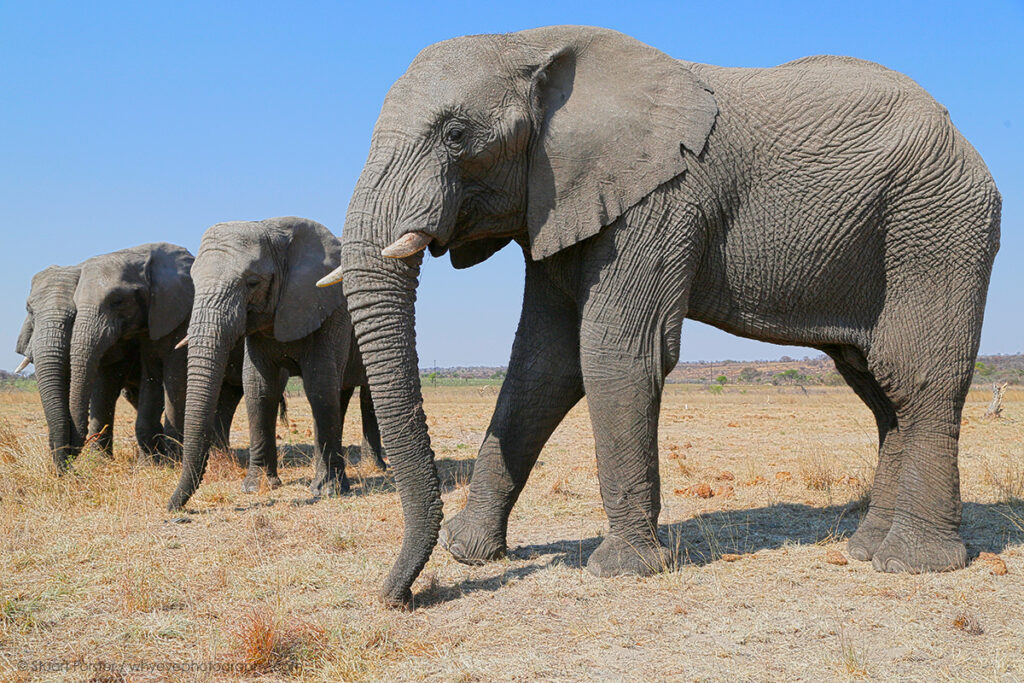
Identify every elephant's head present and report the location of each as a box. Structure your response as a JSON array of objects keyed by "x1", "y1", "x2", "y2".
[
  {"x1": 167, "y1": 217, "x2": 343, "y2": 510},
  {"x1": 69, "y1": 244, "x2": 194, "y2": 446},
  {"x1": 17, "y1": 265, "x2": 82, "y2": 469},
  {"x1": 319, "y1": 26, "x2": 717, "y2": 606}
]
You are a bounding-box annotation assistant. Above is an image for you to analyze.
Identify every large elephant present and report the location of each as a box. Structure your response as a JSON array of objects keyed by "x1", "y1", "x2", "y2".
[
  {"x1": 68, "y1": 243, "x2": 196, "y2": 460},
  {"x1": 318, "y1": 26, "x2": 1001, "y2": 606},
  {"x1": 166, "y1": 217, "x2": 384, "y2": 511}
]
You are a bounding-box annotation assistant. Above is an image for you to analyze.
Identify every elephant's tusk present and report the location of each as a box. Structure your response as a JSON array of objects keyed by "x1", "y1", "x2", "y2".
[
  {"x1": 316, "y1": 265, "x2": 345, "y2": 288},
  {"x1": 381, "y1": 231, "x2": 432, "y2": 259},
  {"x1": 174, "y1": 336, "x2": 189, "y2": 350},
  {"x1": 15, "y1": 357, "x2": 30, "y2": 373}
]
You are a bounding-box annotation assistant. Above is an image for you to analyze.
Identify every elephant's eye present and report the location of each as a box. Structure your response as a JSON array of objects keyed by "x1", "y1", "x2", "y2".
[
  {"x1": 444, "y1": 125, "x2": 467, "y2": 148},
  {"x1": 246, "y1": 275, "x2": 262, "y2": 289}
]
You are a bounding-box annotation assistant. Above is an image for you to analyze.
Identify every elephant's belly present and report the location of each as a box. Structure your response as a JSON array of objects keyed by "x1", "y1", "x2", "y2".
[{"x1": 687, "y1": 260, "x2": 883, "y2": 349}]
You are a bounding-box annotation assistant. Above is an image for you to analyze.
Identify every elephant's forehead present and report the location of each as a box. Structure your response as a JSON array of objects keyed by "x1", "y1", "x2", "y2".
[
  {"x1": 79, "y1": 254, "x2": 134, "y2": 282},
  {"x1": 195, "y1": 224, "x2": 270, "y2": 272},
  {"x1": 383, "y1": 34, "x2": 514, "y2": 123},
  {"x1": 199, "y1": 222, "x2": 267, "y2": 253}
]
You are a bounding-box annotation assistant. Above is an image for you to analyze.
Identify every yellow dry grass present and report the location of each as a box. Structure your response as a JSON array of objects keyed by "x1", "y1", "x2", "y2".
[{"x1": 0, "y1": 384, "x2": 1022, "y2": 681}]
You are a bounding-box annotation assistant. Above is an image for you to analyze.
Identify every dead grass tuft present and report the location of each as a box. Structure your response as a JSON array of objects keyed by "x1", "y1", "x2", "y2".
[
  {"x1": 229, "y1": 606, "x2": 328, "y2": 675},
  {"x1": 799, "y1": 453, "x2": 837, "y2": 492},
  {"x1": 205, "y1": 447, "x2": 245, "y2": 484},
  {"x1": 837, "y1": 625, "x2": 868, "y2": 677},
  {"x1": 984, "y1": 458, "x2": 1024, "y2": 504},
  {"x1": 0, "y1": 418, "x2": 22, "y2": 463},
  {"x1": 953, "y1": 611, "x2": 984, "y2": 635}
]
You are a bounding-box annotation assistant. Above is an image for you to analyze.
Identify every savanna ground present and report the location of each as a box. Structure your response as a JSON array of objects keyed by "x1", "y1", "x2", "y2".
[{"x1": 1, "y1": 382, "x2": 1022, "y2": 681}]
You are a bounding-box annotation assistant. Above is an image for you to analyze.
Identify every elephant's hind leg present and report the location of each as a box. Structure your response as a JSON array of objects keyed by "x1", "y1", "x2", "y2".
[
  {"x1": 865, "y1": 308, "x2": 977, "y2": 573},
  {"x1": 440, "y1": 259, "x2": 584, "y2": 566},
  {"x1": 825, "y1": 346, "x2": 902, "y2": 561}
]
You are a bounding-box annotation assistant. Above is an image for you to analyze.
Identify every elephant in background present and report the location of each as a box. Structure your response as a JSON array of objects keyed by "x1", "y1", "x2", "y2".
[
  {"x1": 320, "y1": 26, "x2": 1000, "y2": 606},
  {"x1": 68, "y1": 243, "x2": 201, "y2": 460},
  {"x1": 15, "y1": 265, "x2": 143, "y2": 467},
  {"x1": 167, "y1": 216, "x2": 384, "y2": 511}
]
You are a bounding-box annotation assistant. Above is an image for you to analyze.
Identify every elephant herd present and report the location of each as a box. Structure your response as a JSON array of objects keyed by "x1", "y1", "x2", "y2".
[
  {"x1": 16, "y1": 218, "x2": 386, "y2": 509},
  {"x1": 15, "y1": 26, "x2": 1002, "y2": 608}
]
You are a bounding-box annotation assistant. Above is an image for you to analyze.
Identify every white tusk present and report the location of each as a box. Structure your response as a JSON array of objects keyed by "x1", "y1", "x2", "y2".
[
  {"x1": 174, "y1": 336, "x2": 189, "y2": 350},
  {"x1": 316, "y1": 265, "x2": 345, "y2": 288},
  {"x1": 15, "y1": 357, "x2": 30, "y2": 373},
  {"x1": 381, "y1": 231, "x2": 432, "y2": 259}
]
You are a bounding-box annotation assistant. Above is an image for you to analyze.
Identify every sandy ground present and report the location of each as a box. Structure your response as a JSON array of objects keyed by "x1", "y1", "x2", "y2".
[{"x1": 0, "y1": 383, "x2": 1021, "y2": 681}]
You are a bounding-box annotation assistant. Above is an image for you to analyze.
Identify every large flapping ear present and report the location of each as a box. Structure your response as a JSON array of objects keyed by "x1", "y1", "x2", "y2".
[
  {"x1": 145, "y1": 244, "x2": 195, "y2": 340},
  {"x1": 16, "y1": 314, "x2": 33, "y2": 356},
  {"x1": 520, "y1": 26, "x2": 718, "y2": 260},
  {"x1": 272, "y1": 217, "x2": 346, "y2": 343}
]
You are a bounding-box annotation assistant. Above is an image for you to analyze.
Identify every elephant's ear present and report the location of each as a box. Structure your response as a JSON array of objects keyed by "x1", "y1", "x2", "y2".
[
  {"x1": 146, "y1": 244, "x2": 195, "y2": 340},
  {"x1": 15, "y1": 314, "x2": 33, "y2": 356},
  {"x1": 447, "y1": 237, "x2": 513, "y2": 269},
  {"x1": 521, "y1": 26, "x2": 718, "y2": 260},
  {"x1": 273, "y1": 218, "x2": 345, "y2": 343}
]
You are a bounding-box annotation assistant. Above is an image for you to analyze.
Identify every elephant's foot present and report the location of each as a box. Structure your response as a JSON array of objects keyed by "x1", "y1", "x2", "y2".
[
  {"x1": 871, "y1": 524, "x2": 967, "y2": 573},
  {"x1": 167, "y1": 489, "x2": 189, "y2": 512},
  {"x1": 242, "y1": 469, "x2": 283, "y2": 494},
  {"x1": 136, "y1": 450, "x2": 161, "y2": 466},
  {"x1": 586, "y1": 534, "x2": 673, "y2": 578},
  {"x1": 438, "y1": 510, "x2": 506, "y2": 565},
  {"x1": 362, "y1": 439, "x2": 388, "y2": 471},
  {"x1": 310, "y1": 466, "x2": 350, "y2": 497},
  {"x1": 847, "y1": 512, "x2": 892, "y2": 562}
]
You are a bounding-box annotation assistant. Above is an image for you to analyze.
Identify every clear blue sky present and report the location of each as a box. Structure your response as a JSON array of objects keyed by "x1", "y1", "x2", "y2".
[{"x1": 2, "y1": 1, "x2": 1021, "y2": 369}]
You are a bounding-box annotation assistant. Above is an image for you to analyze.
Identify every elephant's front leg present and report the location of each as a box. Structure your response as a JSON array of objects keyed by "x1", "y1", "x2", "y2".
[
  {"x1": 305, "y1": 365, "x2": 349, "y2": 497},
  {"x1": 576, "y1": 221, "x2": 694, "y2": 578},
  {"x1": 241, "y1": 348, "x2": 285, "y2": 493},
  {"x1": 212, "y1": 382, "x2": 243, "y2": 452},
  {"x1": 580, "y1": 348, "x2": 674, "y2": 577},
  {"x1": 160, "y1": 343, "x2": 188, "y2": 460},
  {"x1": 440, "y1": 260, "x2": 584, "y2": 565},
  {"x1": 88, "y1": 363, "x2": 129, "y2": 456},
  {"x1": 135, "y1": 364, "x2": 167, "y2": 460},
  {"x1": 358, "y1": 386, "x2": 387, "y2": 470}
]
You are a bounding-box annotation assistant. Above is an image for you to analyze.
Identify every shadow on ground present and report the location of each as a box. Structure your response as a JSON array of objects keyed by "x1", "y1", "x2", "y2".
[{"x1": 418, "y1": 499, "x2": 1023, "y2": 607}]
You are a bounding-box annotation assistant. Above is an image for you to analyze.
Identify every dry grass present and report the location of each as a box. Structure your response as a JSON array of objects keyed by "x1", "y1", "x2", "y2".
[{"x1": 0, "y1": 384, "x2": 1022, "y2": 680}]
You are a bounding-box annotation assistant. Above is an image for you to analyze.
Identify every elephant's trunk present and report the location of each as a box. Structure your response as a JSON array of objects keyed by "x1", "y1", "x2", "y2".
[
  {"x1": 68, "y1": 306, "x2": 118, "y2": 452},
  {"x1": 32, "y1": 314, "x2": 78, "y2": 470},
  {"x1": 167, "y1": 296, "x2": 244, "y2": 510},
  {"x1": 340, "y1": 193, "x2": 442, "y2": 607}
]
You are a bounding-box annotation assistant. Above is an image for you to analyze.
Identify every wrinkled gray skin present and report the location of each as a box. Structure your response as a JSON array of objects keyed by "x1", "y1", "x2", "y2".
[
  {"x1": 331, "y1": 26, "x2": 1001, "y2": 606},
  {"x1": 167, "y1": 217, "x2": 384, "y2": 511},
  {"x1": 17, "y1": 265, "x2": 141, "y2": 469},
  {"x1": 69, "y1": 244, "x2": 197, "y2": 460}
]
